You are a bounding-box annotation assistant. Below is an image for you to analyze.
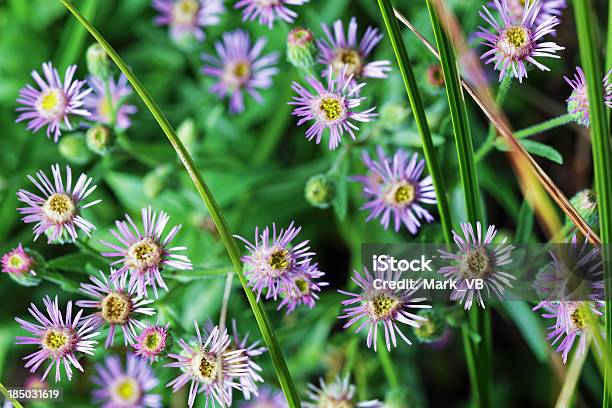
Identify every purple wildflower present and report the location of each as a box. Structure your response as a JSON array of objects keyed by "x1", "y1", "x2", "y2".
[
  {"x1": 476, "y1": 0, "x2": 564, "y2": 82},
  {"x1": 228, "y1": 320, "x2": 266, "y2": 401},
  {"x1": 133, "y1": 322, "x2": 170, "y2": 363},
  {"x1": 564, "y1": 66, "x2": 612, "y2": 127},
  {"x1": 304, "y1": 375, "x2": 382, "y2": 408},
  {"x1": 16, "y1": 62, "x2": 91, "y2": 142},
  {"x1": 234, "y1": 0, "x2": 308, "y2": 28},
  {"x1": 76, "y1": 270, "x2": 155, "y2": 348},
  {"x1": 15, "y1": 296, "x2": 98, "y2": 382},
  {"x1": 1, "y1": 244, "x2": 36, "y2": 276},
  {"x1": 235, "y1": 222, "x2": 316, "y2": 301},
  {"x1": 338, "y1": 266, "x2": 431, "y2": 351},
  {"x1": 240, "y1": 386, "x2": 287, "y2": 408},
  {"x1": 437, "y1": 222, "x2": 515, "y2": 310},
  {"x1": 152, "y1": 0, "x2": 224, "y2": 42},
  {"x1": 17, "y1": 164, "x2": 101, "y2": 243},
  {"x1": 352, "y1": 147, "x2": 436, "y2": 233},
  {"x1": 316, "y1": 17, "x2": 391, "y2": 83},
  {"x1": 537, "y1": 301, "x2": 602, "y2": 363},
  {"x1": 84, "y1": 74, "x2": 137, "y2": 130},
  {"x1": 101, "y1": 206, "x2": 193, "y2": 298},
  {"x1": 277, "y1": 263, "x2": 328, "y2": 314},
  {"x1": 165, "y1": 322, "x2": 249, "y2": 408},
  {"x1": 201, "y1": 29, "x2": 279, "y2": 114},
  {"x1": 289, "y1": 67, "x2": 376, "y2": 150},
  {"x1": 92, "y1": 353, "x2": 162, "y2": 407}
]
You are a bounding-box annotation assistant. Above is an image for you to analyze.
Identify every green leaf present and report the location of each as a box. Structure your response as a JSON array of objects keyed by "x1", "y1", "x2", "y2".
[
  {"x1": 331, "y1": 155, "x2": 349, "y2": 221},
  {"x1": 494, "y1": 139, "x2": 563, "y2": 164},
  {"x1": 165, "y1": 266, "x2": 232, "y2": 282},
  {"x1": 515, "y1": 200, "x2": 534, "y2": 243},
  {"x1": 47, "y1": 252, "x2": 107, "y2": 272},
  {"x1": 502, "y1": 302, "x2": 548, "y2": 363}
]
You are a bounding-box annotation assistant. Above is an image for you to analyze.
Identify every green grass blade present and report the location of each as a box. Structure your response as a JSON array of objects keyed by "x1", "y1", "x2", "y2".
[
  {"x1": 376, "y1": 0, "x2": 453, "y2": 244},
  {"x1": 426, "y1": 3, "x2": 490, "y2": 407},
  {"x1": 573, "y1": 1, "x2": 612, "y2": 406},
  {"x1": 57, "y1": 1, "x2": 300, "y2": 406}
]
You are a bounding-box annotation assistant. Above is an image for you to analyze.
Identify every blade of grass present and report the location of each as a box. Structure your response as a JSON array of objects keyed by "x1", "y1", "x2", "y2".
[
  {"x1": 376, "y1": 0, "x2": 453, "y2": 244},
  {"x1": 573, "y1": 2, "x2": 612, "y2": 406},
  {"x1": 393, "y1": 7, "x2": 598, "y2": 245},
  {"x1": 426, "y1": 3, "x2": 490, "y2": 406},
  {"x1": 554, "y1": 342, "x2": 589, "y2": 408},
  {"x1": 57, "y1": 1, "x2": 300, "y2": 406}
]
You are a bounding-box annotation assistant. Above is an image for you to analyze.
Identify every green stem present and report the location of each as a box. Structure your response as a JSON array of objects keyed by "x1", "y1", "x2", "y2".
[
  {"x1": 0, "y1": 382, "x2": 23, "y2": 408},
  {"x1": 426, "y1": 3, "x2": 489, "y2": 407},
  {"x1": 514, "y1": 113, "x2": 575, "y2": 139},
  {"x1": 376, "y1": 0, "x2": 453, "y2": 244},
  {"x1": 58, "y1": 1, "x2": 300, "y2": 406},
  {"x1": 476, "y1": 75, "x2": 512, "y2": 161},
  {"x1": 573, "y1": 2, "x2": 612, "y2": 407},
  {"x1": 376, "y1": 337, "x2": 399, "y2": 388}
]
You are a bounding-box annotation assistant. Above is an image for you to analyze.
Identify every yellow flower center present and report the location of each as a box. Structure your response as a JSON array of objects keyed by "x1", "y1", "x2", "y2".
[
  {"x1": 194, "y1": 353, "x2": 218, "y2": 384},
  {"x1": 112, "y1": 377, "x2": 141, "y2": 404},
  {"x1": 332, "y1": 48, "x2": 364, "y2": 77},
  {"x1": 145, "y1": 332, "x2": 162, "y2": 350},
  {"x1": 101, "y1": 292, "x2": 131, "y2": 324},
  {"x1": 36, "y1": 88, "x2": 66, "y2": 119},
  {"x1": 392, "y1": 183, "x2": 415, "y2": 205},
  {"x1": 319, "y1": 97, "x2": 343, "y2": 121},
  {"x1": 295, "y1": 278, "x2": 309, "y2": 295},
  {"x1": 269, "y1": 249, "x2": 290, "y2": 271},
  {"x1": 506, "y1": 26, "x2": 528, "y2": 48},
  {"x1": 320, "y1": 397, "x2": 355, "y2": 408},
  {"x1": 233, "y1": 61, "x2": 251, "y2": 80},
  {"x1": 8, "y1": 254, "x2": 25, "y2": 269},
  {"x1": 570, "y1": 304, "x2": 588, "y2": 331},
  {"x1": 43, "y1": 329, "x2": 69, "y2": 351},
  {"x1": 370, "y1": 293, "x2": 399, "y2": 319},
  {"x1": 173, "y1": 0, "x2": 199, "y2": 25},
  {"x1": 127, "y1": 238, "x2": 162, "y2": 270},
  {"x1": 42, "y1": 193, "x2": 76, "y2": 224},
  {"x1": 499, "y1": 25, "x2": 532, "y2": 59},
  {"x1": 460, "y1": 248, "x2": 491, "y2": 279}
]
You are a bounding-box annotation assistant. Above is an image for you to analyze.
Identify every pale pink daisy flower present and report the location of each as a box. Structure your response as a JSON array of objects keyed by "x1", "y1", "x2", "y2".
[{"x1": 234, "y1": 0, "x2": 309, "y2": 29}]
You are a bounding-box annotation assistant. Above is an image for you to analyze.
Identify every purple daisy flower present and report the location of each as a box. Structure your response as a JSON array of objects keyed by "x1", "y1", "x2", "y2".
[
  {"x1": 234, "y1": 0, "x2": 308, "y2": 29},
  {"x1": 476, "y1": 0, "x2": 564, "y2": 82},
  {"x1": 133, "y1": 322, "x2": 170, "y2": 363},
  {"x1": 338, "y1": 266, "x2": 430, "y2": 351},
  {"x1": 76, "y1": 270, "x2": 155, "y2": 348},
  {"x1": 101, "y1": 206, "x2": 193, "y2": 298},
  {"x1": 277, "y1": 263, "x2": 328, "y2": 314},
  {"x1": 316, "y1": 17, "x2": 391, "y2": 84},
  {"x1": 15, "y1": 295, "x2": 98, "y2": 382},
  {"x1": 201, "y1": 29, "x2": 279, "y2": 114},
  {"x1": 1, "y1": 244, "x2": 36, "y2": 276},
  {"x1": 17, "y1": 164, "x2": 101, "y2": 243},
  {"x1": 84, "y1": 74, "x2": 138, "y2": 130},
  {"x1": 240, "y1": 386, "x2": 287, "y2": 408},
  {"x1": 235, "y1": 222, "x2": 316, "y2": 301},
  {"x1": 289, "y1": 67, "x2": 376, "y2": 150},
  {"x1": 537, "y1": 301, "x2": 603, "y2": 363},
  {"x1": 152, "y1": 0, "x2": 224, "y2": 42},
  {"x1": 437, "y1": 222, "x2": 515, "y2": 310},
  {"x1": 92, "y1": 353, "x2": 162, "y2": 407},
  {"x1": 564, "y1": 66, "x2": 612, "y2": 127},
  {"x1": 165, "y1": 322, "x2": 249, "y2": 408},
  {"x1": 16, "y1": 62, "x2": 91, "y2": 143},
  {"x1": 304, "y1": 375, "x2": 382, "y2": 408},
  {"x1": 352, "y1": 147, "x2": 437, "y2": 233}
]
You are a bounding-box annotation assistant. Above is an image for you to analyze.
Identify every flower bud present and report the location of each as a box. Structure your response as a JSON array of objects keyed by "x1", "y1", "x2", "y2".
[
  {"x1": 305, "y1": 174, "x2": 335, "y2": 209},
  {"x1": 86, "y1": 124, "x2": 115, "y2": 155},
  {"x1": 570, "y1": 189, "x2": 598, "y2": 229},
  {"x1": 58, "y1": 133, "x2": 93, "y2": 165},
  {"x1": 86, "y1": 43, "x2": 111, "y2": 79},
  {"x1": 287, "y1": 28, "x2": 316, "y2": 70},
  {"x1": 2, "y1": 245, "x2": 43, "y2": 287},
  {"x1": 413, "y1": 308, "x2": 447, "y2": 343},
  {"x1": 379, "y1": 103, "x2": 410, "y2": 130}
]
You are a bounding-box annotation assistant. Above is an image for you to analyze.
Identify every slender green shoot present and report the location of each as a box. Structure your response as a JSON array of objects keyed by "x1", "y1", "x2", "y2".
[
  {"x1": 57, "y1": 1, "x2": 300, "y2": 406},
  {"x1": 573, "y1": 1, "x2": 612, "y2": 406}
]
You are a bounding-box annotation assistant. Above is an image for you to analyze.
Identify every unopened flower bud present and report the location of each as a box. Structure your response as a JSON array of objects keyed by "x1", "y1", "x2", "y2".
[
  {"x1": 569, "y1": 189, "x2": 598, "y2": 231},
  {"x1": 86, "y1": 43, "x2": 110, "y2": 79},
  {"x1": 86, "y1": 124, "x2": 115, "y2": 155},
  {"x1": 413, "y1": 308, "x2": 447, "y2": 343},
  {"x1": 287, "y1": 27, "x2": 316, "y2": 70},
  {"x1": 305, "y1": 174, "x2": 335, "y2": 209},
  {"x1": 144, "y1": 164, "x2": 174, "y2": 199},
  {"x1": 58, "y1": 133, "x2": 93, "y2": 165}
]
